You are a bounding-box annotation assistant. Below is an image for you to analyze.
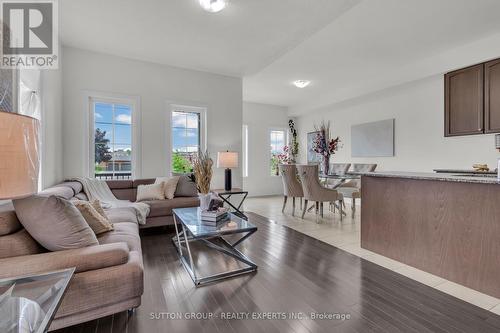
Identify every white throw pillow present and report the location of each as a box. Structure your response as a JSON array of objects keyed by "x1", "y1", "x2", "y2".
[
  {"x1": 155, "y1": 176, "x2": 180, "y2": 199},
  {"x1": 136, "y1": 183, "x2": 165, "y2": 202}
]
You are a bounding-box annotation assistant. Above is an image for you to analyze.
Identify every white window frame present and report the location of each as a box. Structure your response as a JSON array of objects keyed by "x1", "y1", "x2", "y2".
[
  {"x1": 242, "y1": 124, "x2": 249, "y2": 178},
  {"x1": 84, "y1": 91, "x2": 141, "y2": 179},
  {"x1": 269, "y1": 127, "x2": 288, "y2": 177},
  {"x1": 167, "y1": 103, "x2": 207, "y2": 175}
]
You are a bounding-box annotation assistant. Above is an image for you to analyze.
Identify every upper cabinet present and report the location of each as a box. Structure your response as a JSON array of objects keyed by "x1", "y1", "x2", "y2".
[
  {"x1": 444, "y1": 64, "x2": 484, "y2": 137},
  {"x1": 444, "y1": 57, "x2": 500, "y2": 137},
  {"x1": 485, "y1": 59, "x2": 500, "y2": 133}
]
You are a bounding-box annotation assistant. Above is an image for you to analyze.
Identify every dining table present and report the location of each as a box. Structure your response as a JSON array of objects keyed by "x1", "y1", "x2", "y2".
[
  {"x1": 318, "y1": 172, "x2": 361, "y2": 189},
  {"x1": 305, "y1": 172, "x2": 361, "y2": 215}
]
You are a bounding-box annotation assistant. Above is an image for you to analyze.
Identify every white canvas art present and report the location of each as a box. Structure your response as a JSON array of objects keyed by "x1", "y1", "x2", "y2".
[{"x1": 351, "y1": 119, "x2": 395, "y2": 157}]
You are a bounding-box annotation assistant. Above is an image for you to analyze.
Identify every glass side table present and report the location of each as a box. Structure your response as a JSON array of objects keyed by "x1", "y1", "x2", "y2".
[{"x1": 0, "y1": 268, "x2": 75, "y2": 333}]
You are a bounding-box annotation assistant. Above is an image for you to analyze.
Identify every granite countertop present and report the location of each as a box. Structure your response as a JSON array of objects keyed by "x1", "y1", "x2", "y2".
[{"x1": 355, "y1": 171, "x2": 500, "y2": 185}]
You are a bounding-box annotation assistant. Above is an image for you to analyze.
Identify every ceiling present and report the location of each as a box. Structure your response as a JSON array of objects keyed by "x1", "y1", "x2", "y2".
[
  {"x1": 244, "y1": 0, "x2": 500, "y2": 113},
  {"x1": 60, "y1": 0, "x2": 359, "y2": 77},
  {"x1": 60, "y1": 0, "x2": 500, "y2": 114}
]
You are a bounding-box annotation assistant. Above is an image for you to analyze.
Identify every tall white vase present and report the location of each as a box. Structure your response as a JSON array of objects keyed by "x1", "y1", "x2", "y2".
[{"x1": 199, "y1": 193, "x2": 211, "y2": 211}]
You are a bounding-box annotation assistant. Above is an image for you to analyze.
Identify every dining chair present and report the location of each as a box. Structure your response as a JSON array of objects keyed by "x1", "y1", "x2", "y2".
[
  {"x1": 279, "y1": 164, "x2": 303, "y2": 216},
  {"x1": 337, "y1": 163, "x2": 377, "y2": 217},
  {"x1": 325, "y1": 163, "x2": 351, "y2": 188},
  {"x1": 296, "y1": 164, "x2": 344, "y2": 220}
]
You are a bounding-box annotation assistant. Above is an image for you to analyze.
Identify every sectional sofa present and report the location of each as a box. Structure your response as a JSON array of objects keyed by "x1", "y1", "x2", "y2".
[{"x1": 0, "y1": 176, "x2": 199, "y2": 330}]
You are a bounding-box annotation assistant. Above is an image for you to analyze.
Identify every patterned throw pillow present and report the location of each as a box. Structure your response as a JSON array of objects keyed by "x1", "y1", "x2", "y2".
[
  {"x1": 73, "y1": 200, "x2": 114, "y2": 235},
  {"x1": 90, "y1": 200, "x2": 109, "y2": 219},
  {"x1": 136, "y1": 183, "x2": 165, "y2": 201},
  {"x1": 155, "y1": 176, "x2": 180, "y2": 199}
]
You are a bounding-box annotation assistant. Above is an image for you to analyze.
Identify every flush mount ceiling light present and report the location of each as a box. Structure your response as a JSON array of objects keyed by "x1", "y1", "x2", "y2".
[
  {"x1": 199, "y1": 0, "x2": 226, "y2": 13},
  {"x1": 293, "y1": 80, "x2": 311, "y2": 88}
]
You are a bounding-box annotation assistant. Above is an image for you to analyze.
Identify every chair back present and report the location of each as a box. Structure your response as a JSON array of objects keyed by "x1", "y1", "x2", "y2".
[
  {"x1": 351, "y1": 163, "x2": 377, "y2": 172},
  {"x1": 330, "y1": 163, "x2": 351, "y2": 175},
  {"x1": 279, "y1": 164, "x2": 303, "y2": 197},
  {"x1": 296, "y1": 164, "x2": 341, "y2": 202}
]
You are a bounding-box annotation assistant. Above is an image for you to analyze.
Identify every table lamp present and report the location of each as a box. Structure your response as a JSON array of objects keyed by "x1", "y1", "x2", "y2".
[
  {"x1": 0, "y1": 111, "x2": 40, "y2": 199},
  {"x1": 217, "y1": 151, "x2": 238, "y2": 191}
]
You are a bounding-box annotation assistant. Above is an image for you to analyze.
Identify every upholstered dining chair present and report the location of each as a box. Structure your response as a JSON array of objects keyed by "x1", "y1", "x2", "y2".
[
  {"x1": 296, "y1": 164, "x2": 344, "y2": 220},
  {"x1": 325, "y1": 163, "x2": 351, "y2": 188},
  {"x1": 337, "y1": 163, "x2": 377, "y2": 217},
  {"x1": 331, "y1": 163, "x2": 351, "y2": 174},
  {"x1": 279, "y1": 164, "x2": 303, "y2": 216}
]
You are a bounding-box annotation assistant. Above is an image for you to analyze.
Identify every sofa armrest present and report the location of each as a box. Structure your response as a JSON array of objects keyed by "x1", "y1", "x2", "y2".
[{"x1": 0, "y1": 242, "x2": 129, "y2": 279}]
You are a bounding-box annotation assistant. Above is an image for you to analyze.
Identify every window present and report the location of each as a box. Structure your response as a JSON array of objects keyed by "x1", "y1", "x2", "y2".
[
  {"x1": 91, "y1": 99, "x2": 134, "y2": 179},
  {"x1": 270, "y1": 129, "x2": 286, "y2": 176},
  {"x1": 170, "y1": 105, "x2": 206, "y2": 174},
  {"x1": 242, "y1": 124, "x2": 248, "y2": 177}
]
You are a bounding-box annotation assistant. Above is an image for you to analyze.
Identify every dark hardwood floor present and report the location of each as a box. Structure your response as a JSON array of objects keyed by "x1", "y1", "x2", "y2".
[{"x1": 54, "y1": 212, "x2": 500, "y2": 333}]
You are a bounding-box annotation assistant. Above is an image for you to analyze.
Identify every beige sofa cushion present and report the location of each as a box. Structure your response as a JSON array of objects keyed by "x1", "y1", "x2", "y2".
[
  {"x1": 97, "y1": 222, "x2": 141, "y2": 253},
  {"x1": 0, "y1": 243, "x2": 130, "y2": 278},
  {"x1": 136, "y1": 183, "x2": 165, "y2": 202},
  {"x1": 144, "y1": 197, "x2": 200, "y2": 217},
  {"x1": 13, "y1": 195, "x2": 99, "y2": 251},
  {"x1": 0, "y1": 229, "x2": 44, "y2": 259},
  {"x1": 53, "y1": 250, "x2": 143, "y2": 320},
  {"x1": 38, "y1": 186, "x2": 75, "y2": 200},
  {"x1": 73, "y1": 200, "x2": 114, "y2": 235},
  {"x1": 155, "y1": 176, "x2": 180, "y2": 199},
  {"x1": 105, "y1": 207, "x2": 138, "y2": 224},
  {"x1": 0, "y1": 203, "x2": 21, "y2": 236}
]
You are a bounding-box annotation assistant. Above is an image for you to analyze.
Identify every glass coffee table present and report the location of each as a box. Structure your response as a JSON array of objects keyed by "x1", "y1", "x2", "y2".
[
  {"x1": 172, "y1": 207, "x2": 257, "y2": 286},
  {"x1": 0, "y1": 268, "x2": 74, "y2": 333}
]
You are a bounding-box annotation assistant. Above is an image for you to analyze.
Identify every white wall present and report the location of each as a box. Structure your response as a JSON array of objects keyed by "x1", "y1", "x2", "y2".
[
  {"x1": 296, "y1": 75, "x2": 499, "y2": 172},
  {"x1": 62, "y1": 47, "x2": 243, "y2": 189},
  {"x1": 243, "y1": 102, "x2": 289, "y2": 196},
  {"x1": 40, "y1": 48, "x2": 64, "y2": 188}
]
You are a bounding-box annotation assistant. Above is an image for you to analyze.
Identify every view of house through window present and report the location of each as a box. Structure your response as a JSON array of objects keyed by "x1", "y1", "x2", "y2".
[
  {"x1": 93, "y1": 101, "x2": 133, "y2": 179},
  {"x1": 171, "y1": 110, "x2": 201, "y2": 173},
  {"x1": 270, "y1": 129, "x2": 286, "y2": 176}
]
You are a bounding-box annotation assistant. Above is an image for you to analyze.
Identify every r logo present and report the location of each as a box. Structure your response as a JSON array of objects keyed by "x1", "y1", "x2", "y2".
[{"x1": 2, "y1": 2, "x2": 53, "y2": 54}]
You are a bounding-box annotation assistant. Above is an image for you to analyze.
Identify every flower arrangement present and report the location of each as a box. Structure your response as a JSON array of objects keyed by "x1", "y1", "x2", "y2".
[
  {"x1": 277, "y1": 145, "x2": 293, "y2": 164},
  {"x1": 312, "y1": 121, "x2": 341, "y2": 174},
  {"x1": 192, "y1": 150, "x2": 213, "y2": 194},
  {"x1": 288, "y1": 119, "x2": 299, "y2": 162}
]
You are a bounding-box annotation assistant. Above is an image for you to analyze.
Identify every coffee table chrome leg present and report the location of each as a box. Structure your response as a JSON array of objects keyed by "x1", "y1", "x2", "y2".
[
  {"x1": 181, "y1": 223, "x2": 197, "y2": 283},
  {"x1": 173, "y1": 214, "x2": 183, "y2": 256}
]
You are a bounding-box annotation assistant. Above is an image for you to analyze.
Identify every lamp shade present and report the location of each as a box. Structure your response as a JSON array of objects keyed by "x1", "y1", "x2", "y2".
[
  {"x1": 0, "y1": 112, "x2": 40, "y2": 199},
  {"x1": 217, "y1": 151, "x2": 238, "y2": 169}
]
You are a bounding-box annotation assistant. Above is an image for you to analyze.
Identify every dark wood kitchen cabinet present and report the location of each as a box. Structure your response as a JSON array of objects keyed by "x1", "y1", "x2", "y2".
[
  {"x1": 485, "y1": 58, "x2": 500, "y2": 133},
  {"x1": 444, "y1": 64, "x2": 484, "y2": 137}
]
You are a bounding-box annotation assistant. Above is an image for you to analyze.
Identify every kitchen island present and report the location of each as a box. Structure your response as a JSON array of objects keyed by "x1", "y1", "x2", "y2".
[{"x1": 361, "y1": 171, "x2": 500, "y2": 298}]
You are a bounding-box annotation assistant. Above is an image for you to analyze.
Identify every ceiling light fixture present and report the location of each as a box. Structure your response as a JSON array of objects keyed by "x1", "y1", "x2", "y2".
[
  {"x1": 293, "y1": 80, "x2": 311, "y2": 88},
  {"x1": 199, "y1": 0, "x2": 226, "y2": 13}
]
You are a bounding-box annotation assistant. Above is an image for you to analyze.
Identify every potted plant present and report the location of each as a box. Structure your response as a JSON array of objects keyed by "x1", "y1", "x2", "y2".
[
  {"x1": 192, "y1": 150, "x2": 213, "y2": 211},
  {"x1": 312, "y1": 121, "x2": 341, "y2": 175}
]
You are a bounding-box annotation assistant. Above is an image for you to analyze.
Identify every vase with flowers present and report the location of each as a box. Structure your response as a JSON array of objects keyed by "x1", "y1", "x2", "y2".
[
  {"x1": 192, "y1": 150, "x2": 213, "y2": 210},
  {"x1": 288, "y1": 119, "x2": 299, "y2": 163},
  {"x1": 312, "y1": 121, "x2": 341, "y2": 175}
]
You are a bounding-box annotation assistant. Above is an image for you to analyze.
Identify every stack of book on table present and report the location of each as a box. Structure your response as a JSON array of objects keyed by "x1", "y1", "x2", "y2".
[{"x1": 201, "y1": 207, "x2": 229, "y2": 224}]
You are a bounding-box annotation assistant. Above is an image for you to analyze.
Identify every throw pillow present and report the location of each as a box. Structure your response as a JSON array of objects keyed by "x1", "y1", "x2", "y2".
[
  {"x1": 13, "y1": 195, "x2": 98, "y2": 251},
  {"x1": 73, "y1": 200, "x2": 114, "y2": 235},
  {"x1": 155, "y1": 176, "x2": 180, "y2": 199},
  {"x1": 136, "y1": 182, "x2": 165, "y2": 201},
  {"x1": 174, "y1": 175, "x2": 198, "y2": 197},
  {"x1": 90, "y1": 200, "x2": 109, "y2": 219}
]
